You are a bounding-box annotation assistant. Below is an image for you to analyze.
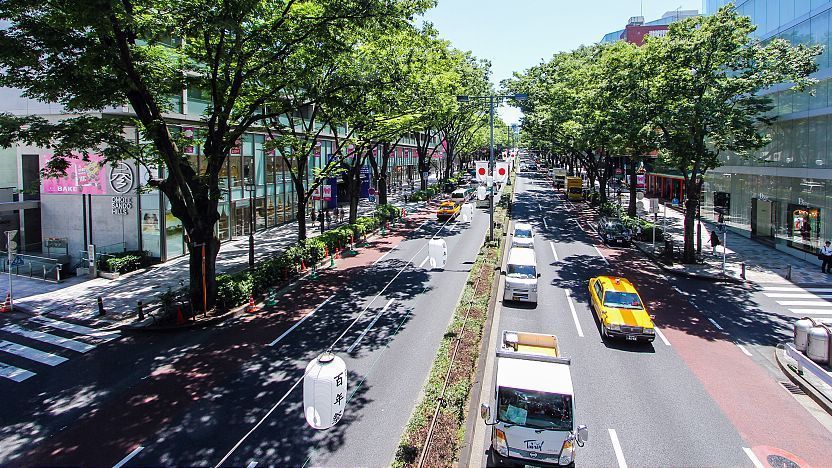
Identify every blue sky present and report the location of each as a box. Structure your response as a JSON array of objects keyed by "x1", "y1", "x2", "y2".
[{"x1": 422, "y1": 0, "x2": 702, "y2": 123}]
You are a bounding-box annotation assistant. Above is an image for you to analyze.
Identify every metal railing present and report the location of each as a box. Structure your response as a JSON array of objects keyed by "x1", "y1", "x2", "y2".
[{"x1": 0, "y1": 251, "x2": 63, "y2": 283}]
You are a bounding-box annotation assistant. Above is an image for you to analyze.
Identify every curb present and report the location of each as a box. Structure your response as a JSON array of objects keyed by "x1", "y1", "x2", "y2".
[
  {"x1": 632, "y1": 241, "x2": 745, "y2": 284},
  {"x1": 774, "y1": 344, "x2": 832, "y2": 416}
]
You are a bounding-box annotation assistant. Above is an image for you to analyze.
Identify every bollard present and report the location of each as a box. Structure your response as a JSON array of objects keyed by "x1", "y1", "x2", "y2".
[
  {"x1": 137, "y1": 300, "x2": 144, "y2": 321},
  {"x1": 741, "y1": 262, "x2": 746, "y2": 280},
  {"x1": 786, "y1": 264, "x2": 792, "y2": 280},
  {"x1": 97, "y1": 296, "x2": 106, "y2": 316}
]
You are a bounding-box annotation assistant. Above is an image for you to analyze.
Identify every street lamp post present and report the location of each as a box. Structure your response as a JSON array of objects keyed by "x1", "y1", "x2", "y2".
[
  {"x1": 457, "y1": 93, "x2": 527, "y2": 241},
  {"x1": 245, "y1": 182, "x2": 255, "y2": 268}
]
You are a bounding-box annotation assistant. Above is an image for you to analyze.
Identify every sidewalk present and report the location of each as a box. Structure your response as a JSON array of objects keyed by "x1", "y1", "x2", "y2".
[
  {"x1": 631, "y1": 199, "x2": 829, "y2": 285},
  {"x1": 2, "y1": 194, "x2": 426, "y2": 327}
]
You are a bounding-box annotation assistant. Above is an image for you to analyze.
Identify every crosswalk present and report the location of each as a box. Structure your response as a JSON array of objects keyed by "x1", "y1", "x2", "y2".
[
  {"x1": 762, "y1": 286, "x2": 832, "y2": 317},
  {"x1": 0, "y1": 315, "x2": 120, "y2": 383}
]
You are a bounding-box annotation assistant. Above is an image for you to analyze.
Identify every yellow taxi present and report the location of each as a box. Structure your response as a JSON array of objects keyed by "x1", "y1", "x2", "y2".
[
  {"x1": 436, "y1": 200, "x2": 461, "y2": 220},
  {"x1": 587, "y1": 276, "x2": 655, "y2": 342}
]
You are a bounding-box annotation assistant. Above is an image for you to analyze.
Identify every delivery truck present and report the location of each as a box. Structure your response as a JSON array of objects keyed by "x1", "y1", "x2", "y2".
[
  {"x1": 566, "y1": 177, "x2": 584, "y2": 201},
  {"x1": 481, "y1": 330, "x2": 588, "y2": 466}
]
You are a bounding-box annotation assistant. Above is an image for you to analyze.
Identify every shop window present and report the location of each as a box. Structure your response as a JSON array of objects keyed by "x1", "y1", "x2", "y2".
[{"x1": 788, "y1": 204, "x2": 821, "y2": 253}]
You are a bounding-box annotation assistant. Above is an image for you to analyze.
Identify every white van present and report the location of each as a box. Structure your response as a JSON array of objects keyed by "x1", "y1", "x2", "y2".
[
  {"x1": 503, "y1": 247, "x2": 539, "y2": 304},
  {"x1": 511, "y1": 222, "x2": 534, "y2": 249},
  {"x1": 450, "y1": 188, "x2": 469, "y2": 203}
]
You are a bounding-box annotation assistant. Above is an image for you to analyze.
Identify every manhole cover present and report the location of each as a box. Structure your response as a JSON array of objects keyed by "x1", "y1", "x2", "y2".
[{"x1": 767, "y1": 454, "x2": 800, "y2": 468}]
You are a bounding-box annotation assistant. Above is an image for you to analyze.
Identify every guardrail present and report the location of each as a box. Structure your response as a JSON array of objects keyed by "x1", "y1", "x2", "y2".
[
  {"x1": 785, "y1": 343, "x2": 832, "y2": 388},
  {"x1": 0, "y1": 252, "x2": 63, "y2": 283}
]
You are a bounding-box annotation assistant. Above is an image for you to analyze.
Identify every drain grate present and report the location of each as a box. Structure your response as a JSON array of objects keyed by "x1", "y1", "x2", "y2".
[{"x1": 780, "y1": 381, "x2": 806, "y2": 395}]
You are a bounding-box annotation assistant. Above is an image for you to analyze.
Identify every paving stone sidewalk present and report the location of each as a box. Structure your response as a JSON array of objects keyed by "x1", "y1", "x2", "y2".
[
  {"x1": 631, "y1": 198, "x2": 829, "y2": 285},
  {"x1": 2, "y1": 194, "x2": 427, "y2": 326}
]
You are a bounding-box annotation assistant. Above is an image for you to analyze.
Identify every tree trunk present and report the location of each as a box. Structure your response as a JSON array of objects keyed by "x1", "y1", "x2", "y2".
[
  {"x1": 187, "y1": 230, "x2": 220, "y2": 312},
  {"x1": 349, "y1": 169, "x2": 361, "y2": 224},
  {"x1": 682, "y1": 185, "x2": 698, "y2": 264},
  {"x1": 378, "y1": 176, "x2": 388, "y2": 205},
  {"x1": 628, "y1": 156, "x2": 638, "y2": 217},
  {"x1": 419, "y1": 161, "x2": 429, "y2": 190},
  {"x1": 296, "y1": 201, "x2": 307, "y2": 241}
]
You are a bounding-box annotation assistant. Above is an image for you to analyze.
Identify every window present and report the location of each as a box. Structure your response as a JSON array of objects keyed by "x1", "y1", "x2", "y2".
[
  {"x1": 507, "y1": 264, "x2": 536, "y2": 279},
  {"x1": 603, "y1": 291, "x2": 643, "y2": 309},
  {"x1": 497, "y1": 387, "x2": 573, "y2": 431}
]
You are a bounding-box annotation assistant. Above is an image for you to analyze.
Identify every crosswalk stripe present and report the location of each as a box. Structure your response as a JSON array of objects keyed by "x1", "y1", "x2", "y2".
[
  {"x1": 763, "y1": 286, "x2": 832, "y2": 293},
  {"x1": 764, "y1": 293, "x2": 832, "y2": 299},
  {"x1": 788, "y1": 309, "x2": 832, "y2": 315},
  {"x1": 776, "y1": 301, "x2": 832, "y2": 307},
  {"x1": 29, "y1": 316, "x2": 120, "y2": 342},
  {"x1": 1, "y1": 325, "x2": 95, "y2": 353},
  {"x1": 0, "y1": 362, "x2": 36, "y2": 382},
  {"x1": 0, "y1": 340, "x2": 68, "y2": 366}
]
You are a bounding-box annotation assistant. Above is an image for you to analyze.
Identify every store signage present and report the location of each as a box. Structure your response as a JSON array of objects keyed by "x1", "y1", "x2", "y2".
[
  {"x1": 111, "y1": 196, "x2": 133, "y2": 215},
  {"x1": 109, "y1": 162, "x2": 135, "y2": 194},
  {"x1": 41, "y1": 154, "x2": 107, "y2": 195},
  {"x1": 183, "y1": 126, "x2": 196, "y2": 155},
  {"x1": 230, "y1": 138, "x2": 242, "y2": 155}
]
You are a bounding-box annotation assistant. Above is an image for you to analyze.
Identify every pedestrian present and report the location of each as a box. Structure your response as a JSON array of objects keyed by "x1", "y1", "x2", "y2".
[
  {"x1": 326, "y1": 209, "x2": 331, "y2": 228},
  {"x1": 636, "y1": 224, "x2": 643, "y2": 241},
  {"x1": 318, "y1": 210, "x2": 325, "y2": 231},
  {"x1": 709, "y1": 229, "x2": 721, "y2": 255},
  {"x1": 819, "y1": 241, "x2": 832, "y2": 273},
  {"x1": 338, "y1": 207, "x2": 344, "y2": 223},
  {"x1": 310, "y1": 207, "x2": 316, "y2": 223}
]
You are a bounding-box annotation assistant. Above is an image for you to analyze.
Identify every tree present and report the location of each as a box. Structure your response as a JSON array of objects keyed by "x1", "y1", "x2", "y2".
[
  {"x1": 648, "y1": 4, "x2": 820, "y2": 263},
  {"x1": 0, "y1": 0, "x2": 430, "y2": 308}
]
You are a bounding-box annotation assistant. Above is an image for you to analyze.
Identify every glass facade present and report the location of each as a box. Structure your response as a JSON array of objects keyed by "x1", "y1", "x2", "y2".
[{"x1": 700, "y1": 0, "x2": 832, "y2": 261}]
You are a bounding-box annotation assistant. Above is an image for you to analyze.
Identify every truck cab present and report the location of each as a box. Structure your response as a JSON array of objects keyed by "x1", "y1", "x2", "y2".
[{"x1": 481, "y1": 331, "x2": 588, "y2": 467}]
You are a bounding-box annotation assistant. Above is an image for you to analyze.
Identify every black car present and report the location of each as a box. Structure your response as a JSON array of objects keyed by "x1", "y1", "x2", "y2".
[
  {"x1": 527, "y1": 164, "x2": 538, "y2": 172},
  {"x1": 443, "y1": 182, "x2": 457, "y2": 193},
  {"x1": 598, "y1": 217, "x2": 631, "y2": 246}
]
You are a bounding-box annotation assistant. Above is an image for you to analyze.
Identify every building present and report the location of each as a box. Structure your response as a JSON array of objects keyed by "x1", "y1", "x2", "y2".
[
  {"x1": 0, "y1": 87, "x2": 441, "y2": 271},
  {"x1": 695, "y1": 0, "x2": 832, "y2": 264},
  {"x1": 599, "y1": 10, "x2": 699, "y2": 45}
]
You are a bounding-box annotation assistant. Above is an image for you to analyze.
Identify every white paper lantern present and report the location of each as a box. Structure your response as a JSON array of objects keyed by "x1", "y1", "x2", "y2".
[
  {"x1": 428, "y1": 239, "x2": 448, "y2": 269},
  {"x1": 303, "y1": 352, "x2": 348, "y2": 430},
  {"x1": 477, "y1": 186, "x2": 487, "y2": 201},
  {"x1": 461, "y1": 203, "x2": 475, "y2": 222}
]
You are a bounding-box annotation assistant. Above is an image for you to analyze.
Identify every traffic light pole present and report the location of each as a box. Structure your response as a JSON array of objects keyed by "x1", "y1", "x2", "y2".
[{"x1": 489, "y1": 95, "x2": 495, "y2": 242}]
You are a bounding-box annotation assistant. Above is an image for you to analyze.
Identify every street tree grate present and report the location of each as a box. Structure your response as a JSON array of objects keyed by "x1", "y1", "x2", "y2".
[{"x1": 779, "y1": 381, "x2": 806, "y2": 396}]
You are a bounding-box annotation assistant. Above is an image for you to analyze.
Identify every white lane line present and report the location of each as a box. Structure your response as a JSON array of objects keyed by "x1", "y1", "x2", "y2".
[
  {"x1": 372, "y1": 244, "x2": 398, "y2": 265},
  {"x1": 419, "y1": 256, "x2": 429, "y2": 268},
  {"x1": 743, "y1": 447, "x2": 764, "y2": 468},
  {"x1": 1, "y1": 325, "x2": 95, "y2": 353},
  {"x1": 737, "y1": 344, "x2": 753, "y2": 357},
  {"x1": 268, "y1": 295, "x2": 335, "y2": 347},
  {"x1": 550, "y1": 242, "x2": 559, "y2": 262},
  {"x1": 671, "y1": 285, "x2": 683, "y2": 294},
  {"x1": 788, "y1": 309, "x2": 832, "y2": 315},
  {"x1": 542, "y1": 217, "x2": 548, "y2": 229},
  {"x1": 574, "y1": 219, "x2": 585, "y2": 232},
  {"x1": 776, "y1": 301, "x2": 832, "y2": 307},
  {"x1": 245, "y1": 462, "x2": 257, "y2": 468},
  {"x1": 608, "y1": 429, "x2": 628, "y2": 468},
  {"x1": 565, "y1": 290, "x2": 584, "y2": 338},
  {"x1": 0, "y1": 340, "x2": 68, "y2": 366},
  {"x1": 592, "y1": 245, "x2": 610, "y2": 265},
  {"x1": 707, "y1": 318, "x2": 724, "y2": 331},
  {"x1": 763, "y1": 286, "x2": 832, "y2": 293},
  {"x1": 0, "y1": 362, "x2": 35, "y2": 382},
  {"x1": 29, "y1": 316, "x2": 120, "y2": 342},
  {"x1": 347, "y1": 299, "x2": 395, "y2": 353},
  {"x1": 654, "y1": 327, "x2": 671, "y2": 346},
  {"x1": 764, "y1": 293, "x2": 832, "y2": 299},
  {"x1": 112, "y1": 445, "x2": 144, "y2": 468}
]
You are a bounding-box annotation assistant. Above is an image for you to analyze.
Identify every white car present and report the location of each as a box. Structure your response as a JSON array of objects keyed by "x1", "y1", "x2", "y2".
[{"x1": 511, "y1": 222, "x2": 534, "y2": 249}]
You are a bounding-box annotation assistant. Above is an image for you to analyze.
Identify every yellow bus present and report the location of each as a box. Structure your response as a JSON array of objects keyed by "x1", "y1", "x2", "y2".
[{"x1": 566, "y1": 177, "x2": 583, "y2": 201}]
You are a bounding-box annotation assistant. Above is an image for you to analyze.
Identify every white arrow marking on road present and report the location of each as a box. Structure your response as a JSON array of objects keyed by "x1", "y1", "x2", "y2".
[
  {"x1": 608, "y1": 429, "x2": 628, "y2": 468},
  {"x1": 550, "y1": 242, "x2": 559, "y2": 262},
  {"x1": 0, "y1": 340, "x2": 68, "y2": 366},
  {"x1": 707, "y1": 318, "x2": 724, "y2": 331},
  {"x1": 245, "y1": 462, "x2": 257, "y2": 468},
  {"x1": 737, "y1": 344, "x2": 753, "y2": 357},
  {"x1": 268, "y1": 294, "x2": 334, "y2": 347},
  {"x1": 565, "y1": 290, "x2": 584, "y2": 337},
  {"x1": 788, "y1": 309, "x2": 832, "y2": 315},
  {"x1": 112, "y1": 445, "x2": 144, "y2": 468},
  {"x1": 742, "y1": 447, "x2": 764, "y2": 468},
  {"x1": 348, "y1": 299, "x2": 395, "y2": 353},
  {"x1": 0, "y1": 361, "x2": 35, "y2": 382},
  {"x1": 1, "y1": 325, "x2": 95, "y2": 353},
  {"x1": 543, "y1": 217, "x2": 548, "y2": 229},
  {"x1": 776, "y1": 301, "x2": 832, "y2": 307},
  {"x1": 654, "y1": 327, "x2": 671, "y2": 346}
]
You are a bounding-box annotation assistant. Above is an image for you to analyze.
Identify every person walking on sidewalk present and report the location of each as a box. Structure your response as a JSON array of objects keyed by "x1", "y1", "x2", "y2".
[
  {"x1": 819, "y1": 241, "x2": 832, "y2": 273},
  {"x1": 325, "y1": 209, "x2": 331, "y2": 229},
  {"x1": 709, "y1": 229, "x2": 721, "y2": 255}
]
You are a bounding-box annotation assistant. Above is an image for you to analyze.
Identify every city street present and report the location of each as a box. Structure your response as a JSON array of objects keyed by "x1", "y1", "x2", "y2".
[
  {"x1": 470, "y1": 172, "x2": 832, "y2": 467},
  {"x1": 0, "y1": 200, "x2": 490, "y2": 466}
]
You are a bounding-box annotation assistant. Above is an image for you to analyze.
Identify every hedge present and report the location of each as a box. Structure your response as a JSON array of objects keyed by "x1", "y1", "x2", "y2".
[
  {"x1": 98, "y1": 250, "x2": 150, "y2": 274},
  {"x1": 599, "y1": 202, "x2": 664, "y2": 240}
]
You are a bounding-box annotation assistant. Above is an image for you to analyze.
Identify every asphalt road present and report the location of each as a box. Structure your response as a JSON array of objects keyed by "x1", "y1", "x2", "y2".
[
  {"x1": 474, "y1": 172, "x2": 832, "y2": 467},
  {"x1": 0, "y1": 199, "x2": 490, "y2": 466}
]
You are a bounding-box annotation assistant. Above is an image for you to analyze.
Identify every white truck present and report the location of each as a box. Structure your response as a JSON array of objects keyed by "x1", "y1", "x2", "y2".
[{"x1": 481, "y1": 331, "x2": 588, "y2": 467}]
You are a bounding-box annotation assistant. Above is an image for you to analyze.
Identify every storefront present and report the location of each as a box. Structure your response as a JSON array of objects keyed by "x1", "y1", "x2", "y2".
[{"x1": 646, "y1": 173, "x2": 685, "y2": 202}]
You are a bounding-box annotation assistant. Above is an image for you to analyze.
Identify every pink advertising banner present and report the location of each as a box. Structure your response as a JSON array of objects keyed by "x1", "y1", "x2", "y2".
[{"x1": 41, "y1": 154, "x2": 107, "y2": 195}]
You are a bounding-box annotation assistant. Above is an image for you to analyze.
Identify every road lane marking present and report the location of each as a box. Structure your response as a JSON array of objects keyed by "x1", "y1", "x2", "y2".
[
  {"x1": 574, "y1": 219, "x2": 585, "y2": 232},
  {"x1": 348, "y1": 299, "x2": 394, "y2": 353},
  {"x1": 29, "y1": 316, "x2": 120, "y2": 342},
  {"x1": 764, "y1": 292, "x2": 832, "y2": 299},
  {"x1": 542, "y1": 217, "x2": 548, "y2": 229},
  {"x1": 608, "y1": 429, "x2": 628, "y2": 468},
  {"x1": 743, "y1": 447, "x2": 764, "y2": 468},
  {"x1": 763, "y1": 286, "x2": 832, "y2": 293},
  {"x1": 268, "y1": 295, "x2": 335, "y2": 347},
  {"x1": 592, "y1": 245, "x2": 610, "y2": 265},
  {"x1": 418, "y1": 256, "x2": 429, "y2": 268},
  {"x1": 246, "y1": 462, "x2": 257, "y2": 468},
  {"x1": 1, "y1": 325, "x2": 95, "y2": 353},
  {"x1": 565, "y1": 290, "x2": 584, "y2": 338},
  {"x1": 373, "y1": 245, "x2": 399, "y2": 265},
  {"x1": 0, "y1": 362, "x2": 35, "y2": 382},
  {"x1": 707, "y1": 318, "x2": 724, "y2": 331},
  {"x1": 550, "y1": 242, "x2": 559, "y2": 262},
  {"x1": 788, "y1": 309, "x2": 832, "y2": 315},
  {"x1": 654, "y1": 327, "x2": 671, "y2": 346},
  {"x1": 737, "y1": 344, "x2": 753, "y2": 357},
  {"x1": 0, "y1": 340, "x2": 68, "y2": 366},
  {"x1": 112, "y1": 446, "x2": 144, "y2": 468},
  {"x1": 776, "y1": 301, "x2": 832, "y2": 307}
]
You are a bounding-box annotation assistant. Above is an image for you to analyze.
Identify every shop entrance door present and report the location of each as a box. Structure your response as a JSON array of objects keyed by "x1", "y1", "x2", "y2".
[
  {"x1": 235, "y1": 205, "x2": 252, "y2": 237},
  {"x1": 752, "y1": 198, "x2": 774, "y2": 240}
]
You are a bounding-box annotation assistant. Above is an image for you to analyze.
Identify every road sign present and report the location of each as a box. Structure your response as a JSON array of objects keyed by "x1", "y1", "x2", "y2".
[
  {"x1": 10, "y1": 256, "x2": 22, "y2": 267},
  {"x1": 368, "y1": 195, "x2": 376, "y2": 202},
  {"x1": 368, "y1": 188, "x2": 377, "y2": 196},
  {"x1": 6, "y1": 240, "x2": 16, "y2": 251}
]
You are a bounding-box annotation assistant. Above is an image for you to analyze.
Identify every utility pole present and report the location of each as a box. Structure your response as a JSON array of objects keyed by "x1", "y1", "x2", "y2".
[{"x1": 489, "y1": 94, "x2": 495, "y2": 241}]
